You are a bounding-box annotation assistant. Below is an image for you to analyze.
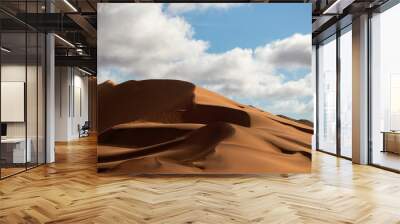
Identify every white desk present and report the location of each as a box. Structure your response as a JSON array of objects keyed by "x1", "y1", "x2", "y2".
[{"x1": 1, "y1": 138, "x2": 31, "y2": 163}]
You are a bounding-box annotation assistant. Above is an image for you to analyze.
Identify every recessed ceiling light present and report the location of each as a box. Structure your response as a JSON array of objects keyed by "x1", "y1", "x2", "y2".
[
  {"x1": 1, "y1": 47, "x2": 11, "y2": 53},
  {"x1": 322, "y1": 0, "x2": 354, "y2": 15},
  {"x1": 63, "y1": 0, "x2": 78, "y2": 12},
  {"x1": 54, "y1": 34, "x2": 75, "y2": 48},
  {"x1": 78, "y1": 67, "x2": 93, "y2": 76}
]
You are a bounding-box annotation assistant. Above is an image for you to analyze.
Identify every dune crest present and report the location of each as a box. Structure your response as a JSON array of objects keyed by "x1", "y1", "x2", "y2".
[{"x1": 97, "y1": 79, "x2": 313, "y2": 174}]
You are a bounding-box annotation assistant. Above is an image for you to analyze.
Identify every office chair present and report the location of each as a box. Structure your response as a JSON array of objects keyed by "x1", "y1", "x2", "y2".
[{"x1": 79, "y1": 121, "x2": 90, "y2": 138}]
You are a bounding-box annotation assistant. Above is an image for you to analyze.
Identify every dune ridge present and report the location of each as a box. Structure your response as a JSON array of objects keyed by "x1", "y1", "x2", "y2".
[{"x1": 97, "y1": 79, "x2": 313, "y2": 174}]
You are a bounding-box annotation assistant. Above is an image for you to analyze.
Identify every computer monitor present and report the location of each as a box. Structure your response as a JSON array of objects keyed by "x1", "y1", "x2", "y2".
[{"x1": 1, "y1": 123, "x2": 7, "y2": 137}]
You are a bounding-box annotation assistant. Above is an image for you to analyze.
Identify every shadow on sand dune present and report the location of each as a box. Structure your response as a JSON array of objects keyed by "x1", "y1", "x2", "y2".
[{"x1": 97, "y1": 79, "x2": 313, "y2": 174}]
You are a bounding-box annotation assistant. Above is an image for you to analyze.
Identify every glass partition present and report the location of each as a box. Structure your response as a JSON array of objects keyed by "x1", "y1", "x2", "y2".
[
  {"x1": 370, "y1": 4, "x2": 400, "y2": 171},
  {"x1": 1, "y1": 31, "x2": 28, "y2": 177},
  {"x1": 26, "y1": 0, "x2": 45, "y2": 169},
  {"x1": 27, "y1": 30, "x2": 38, "y2": 169},
  {"x1": 317, "y1": 35, "x2": 337, "y2": 154},
  {"x1": 0, "y1": 2, "x2": 46, "y2": 179},
  {"x1": 37, "y1": 32, "x2": 45, "y2": 165},
  {"x1": 339, "y1": 26, "x2": 352, "y2": 158}
]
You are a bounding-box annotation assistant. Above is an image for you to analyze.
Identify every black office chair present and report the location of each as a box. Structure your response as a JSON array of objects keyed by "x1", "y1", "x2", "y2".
[{"x1": 78, "y1": 121, "x2": 90, "y2": 138}]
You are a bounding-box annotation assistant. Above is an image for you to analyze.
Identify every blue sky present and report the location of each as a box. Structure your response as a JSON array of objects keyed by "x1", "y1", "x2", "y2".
[
  {"x1": 98, "y1": 3, "x2": 313, "y2": 120},
  {"x1": 176, "y1": 4, "x2": 311, "y2": 53}
]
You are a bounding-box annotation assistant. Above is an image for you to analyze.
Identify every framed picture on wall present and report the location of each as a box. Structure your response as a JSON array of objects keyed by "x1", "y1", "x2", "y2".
[{"x1": 96, "y1": 3, "x2": 313, "y2": 174}]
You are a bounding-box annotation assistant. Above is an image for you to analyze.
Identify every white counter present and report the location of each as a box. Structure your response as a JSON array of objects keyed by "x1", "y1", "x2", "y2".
[{"x1": 1, "y1": 138, "x2": 32, "y2": 163}]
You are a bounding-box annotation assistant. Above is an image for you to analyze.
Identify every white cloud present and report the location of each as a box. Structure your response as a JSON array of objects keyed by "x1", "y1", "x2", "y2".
[
  {"x1": 98, "y1": 3, "x2": 313, "y2": 120},
  {"x1": 255, "y1": 33, "x2": 312, "y2": 70},
  {"x1": 268, "y1": 98, "x2": 314, "y2": 117},
  {"x1": 165, "y1": 3, "x2": 243, "y2": 14}
]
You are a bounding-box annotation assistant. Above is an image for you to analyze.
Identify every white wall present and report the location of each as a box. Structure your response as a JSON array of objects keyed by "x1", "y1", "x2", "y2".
[
  {"x1": 1, "y1": 65, "x2": 25, "y2": 131},
  {"x1": 55, "y1": 66, "x2": 70, "y2": 141},
  {"x1": 55, "y1": 67, "x2": 89, "y2": 141},
  {"x1": 1, "y1": 63, "x2": 46, "y2": 164},
  {"x1": 1, "y1": 82, "x2": 25, "y2": 122},
  {"x1": 71, "y1": 73, "x2": 89, "y2": 138},
  {"x1": 373, "y1": 5, "x2": 400, "y2": 131},
  {"x1": 1, "y1": 65, "x2": 38, "y2": 138}
]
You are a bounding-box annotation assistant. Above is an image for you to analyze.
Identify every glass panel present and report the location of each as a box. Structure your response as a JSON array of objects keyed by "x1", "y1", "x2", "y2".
[
  {"x1": 312, "y1": 45, "x2": 317, "y2": 150},
  {"x1": 340, "y1": 27, "x2": 352, "y2": 158},
  {"x1": 1, "y1": 31, "x2": 27, "y2": 177},
  {"x1": 318, "y1": 35, "x2": 337, "y2": 154},
  {"x1": 0, "y1": 1, "x2": 46, "y2": 179},
  {"x1": 26, "y1": 0, "x2": 39, "y2": 169},
  {"x1": 27, "y1": 31, "x2": 38, "y2": 169},
  {"x1": 371, "y1": 4, "x2": 400, "y2": 171},
  {"x1": 38, "y1": 32, "x2": 45, "y2": 165}
]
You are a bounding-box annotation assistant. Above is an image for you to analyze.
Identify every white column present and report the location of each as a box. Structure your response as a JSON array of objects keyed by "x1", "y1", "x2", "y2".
[
  {"x1": 46, "y1": 32, "x2": 55, "y2": 163},
  {"x1": 352, "y1": 14, "x2": 369, "y2": 164},
  {"x1": 45, "y1": 0, "x2": 56, "y2": 163}
]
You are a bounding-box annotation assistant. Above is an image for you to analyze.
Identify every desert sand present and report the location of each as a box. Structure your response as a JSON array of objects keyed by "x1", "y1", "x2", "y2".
[{"x1": 97, "y1": 79, "x2": 313, "y2": 174}]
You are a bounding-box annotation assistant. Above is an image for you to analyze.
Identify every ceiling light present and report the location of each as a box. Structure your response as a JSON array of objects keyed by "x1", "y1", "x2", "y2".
[
  {"x1": 54, "y1": 34, "x2": 75, "y2": 48},
  {"x1": 78, "y1": 67, "x2": 93, "y2": 76},
  {"x1": 323, "y1": 0, "x2": 354, "y2": 15},
  {"x1": 1, "y1": 47, "x2": 11, "y2": 53},
  {"x1": 76, "y1": 48, "x2": 85, "y2": 55},
  {"x1": 63, "y1": 0, "x2": 78, "y2": 12}
]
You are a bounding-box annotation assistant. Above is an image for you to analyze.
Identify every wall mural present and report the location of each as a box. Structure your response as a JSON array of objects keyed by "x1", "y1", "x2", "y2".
[{"x1": 97, "y1": 3, "x2": 313, "y2": 174}]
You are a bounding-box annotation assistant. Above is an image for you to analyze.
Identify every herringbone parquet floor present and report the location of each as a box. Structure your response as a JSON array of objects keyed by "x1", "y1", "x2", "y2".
[{"x1": 1, "y1": 136, "x2": 400, "y2": 224}]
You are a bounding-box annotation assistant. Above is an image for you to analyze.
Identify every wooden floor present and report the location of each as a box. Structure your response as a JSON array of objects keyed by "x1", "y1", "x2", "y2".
[
  {"x1": 1, "y1": 136, "x2": 400, "y2": 224},
  {"x1": 372, "y1": 151, "x2": 400, "y2": 171},
  {"x1": 1, "y1": 167, "x2": 26, "y2": 178}
]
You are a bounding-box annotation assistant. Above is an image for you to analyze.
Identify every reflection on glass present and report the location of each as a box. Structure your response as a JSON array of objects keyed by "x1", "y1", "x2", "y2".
[
  {"x1": 371, "y1": 3, "x2": 400, "y2": 171},
  {"x1": 1, "y1": 32, "x2": 27, "y2": 177},
  {"x1": 26, "y1": 0, "x2": 40, "y2": 169},
  {"x1": 318, "y1": 35, "x2": 337, "y2": 154},
  {"x1": 0, "y1": 1, "x2": 46, "y2": 179},
  {"x1": 340, "y1": 27, "x2": 352, "y2": 158},
  {"x1": 27, "y1": 31, "x2": 38, "y2": 169},
  {"x1": 38, "y1": 33, "x2": 46, "y2": 165},
  {"x1": 390, "y1": 75, "x2": 400, "y2": 130}
]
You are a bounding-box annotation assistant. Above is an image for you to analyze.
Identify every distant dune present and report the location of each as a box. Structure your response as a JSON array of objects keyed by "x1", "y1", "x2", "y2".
[
  {"x1": 97, "y1": 79, "x2": 313, "y2": 174},
  {"x1": 277, "y1": 115, "x2": 314, "y2": 128}
]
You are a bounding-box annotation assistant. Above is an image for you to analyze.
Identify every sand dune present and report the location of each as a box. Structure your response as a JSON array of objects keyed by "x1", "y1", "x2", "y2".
[{"x1": 97, "y1": 79, "x2": 313, "y2": 174}]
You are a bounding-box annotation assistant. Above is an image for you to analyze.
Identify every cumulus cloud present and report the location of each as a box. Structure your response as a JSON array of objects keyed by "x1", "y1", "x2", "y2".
[
  {"x1": 98, "y1": 4, "x2": 313, "y2": 120},
  {"x1": 255, "y1": 33, "x2": 311, "y2": 70},
  {"x1": 165, "y1": 3, "x2": 243, "y2": 14}
]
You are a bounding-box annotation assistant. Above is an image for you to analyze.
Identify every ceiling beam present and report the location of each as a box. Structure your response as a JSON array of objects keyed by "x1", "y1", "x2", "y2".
[
  {"x1": 55, "y1": 55, "x2": 97, "y2": 74},
  {"x1": 67, "y1": 13, "x2": 97, "y2": 39}
]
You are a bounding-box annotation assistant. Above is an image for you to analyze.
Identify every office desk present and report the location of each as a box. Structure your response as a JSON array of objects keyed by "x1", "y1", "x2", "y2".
[
  {"x1": 382, "y1": 131, "x2": 400, "y2": 154},
  {"x1": 1, "y1": 138, "x2": 31, "y2": 164}
]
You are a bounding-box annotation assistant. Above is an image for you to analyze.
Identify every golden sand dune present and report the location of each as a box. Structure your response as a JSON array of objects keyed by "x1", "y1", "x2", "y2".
[{"x1": 97, "y1": 79, "x2": 313, "y2": 174}]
